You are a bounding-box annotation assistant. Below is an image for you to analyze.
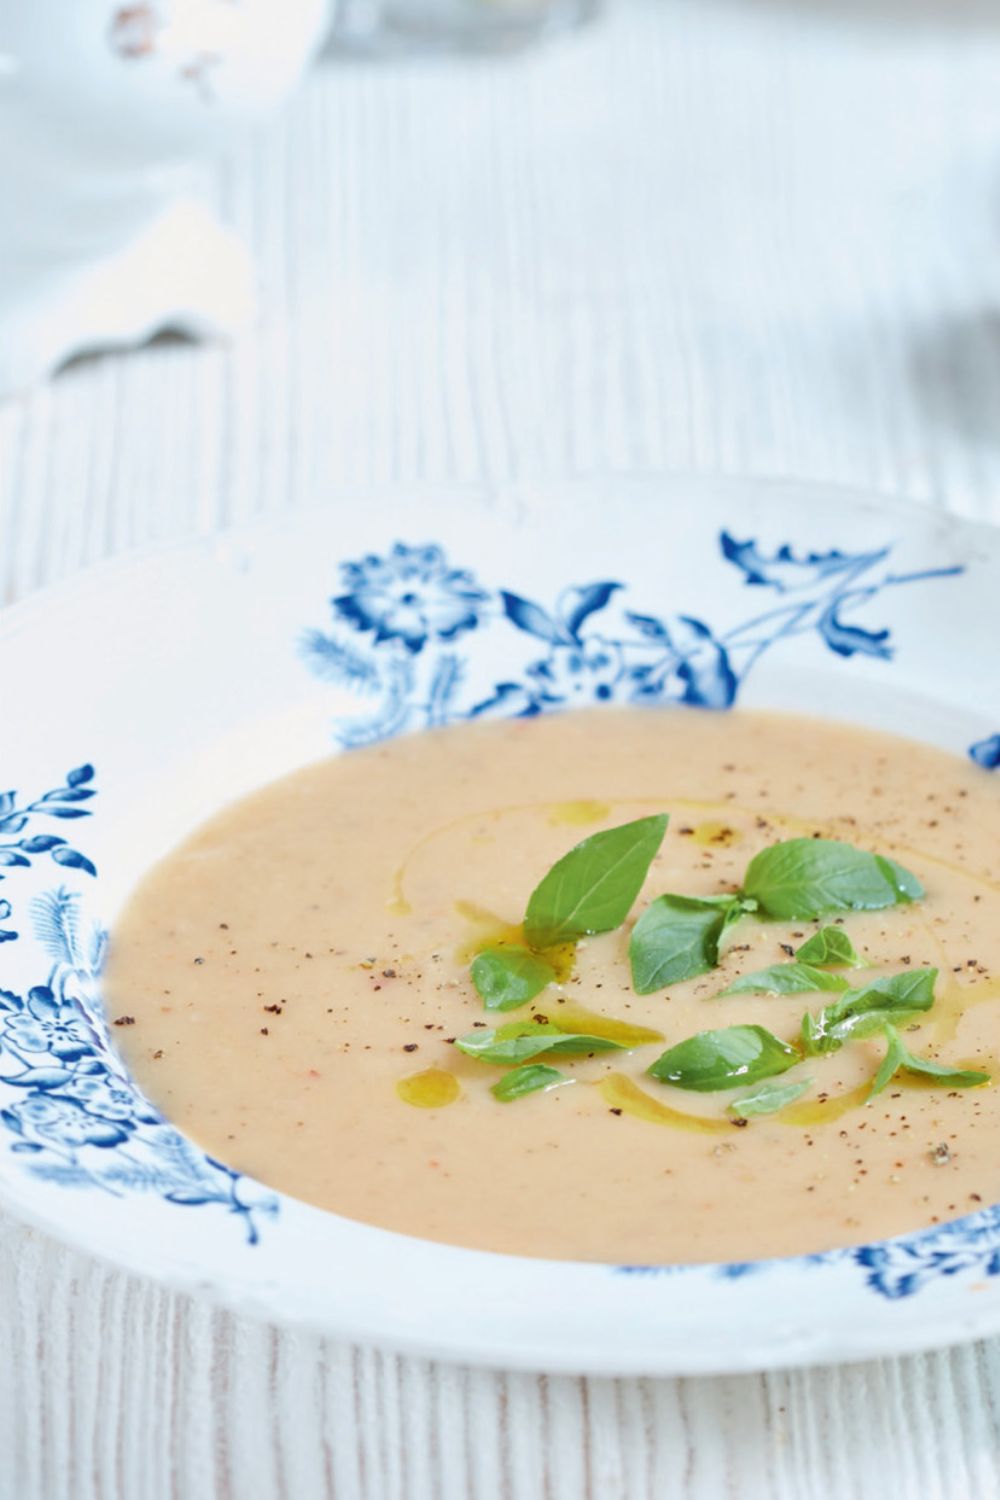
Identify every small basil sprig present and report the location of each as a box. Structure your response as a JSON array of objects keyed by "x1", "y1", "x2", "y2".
[
  {"x1": 456, "y1": 1021, "x2": 627, "y2": 1065},
  {"x1": 523, "y1": 813, "x2": 668, "y2": 948},
  {"x1": 629, "y1": 894, "x2": 751, "y2": 994},
  {"x1": 491, "y1": 1063, "x2": 568, "y2": 1101},
  {"x1": 742, "y1": 838, "x2": 922, "y2": 920},
  {"x1": 719, "y1": 961, "x2": 849, "y2": 998},
  {"x1": 870, "y1": 1025, "x2": 989, "y2": 1098},
  {"x1": 471, "y1": 945, "x2": 556, "y2": 1011},
  {"x1": 728, "y1": 1076, "x2": 813, "y2": 1118},
  {"x1": 801, "y1": 969, "x2": 937, "y2": 1056},
  {"x1": 648, "y1": 1024, "x2": 799, "y2": 1092},
  {"x1": 794, "y1": 927, "x2": 863, "y2": 968}
]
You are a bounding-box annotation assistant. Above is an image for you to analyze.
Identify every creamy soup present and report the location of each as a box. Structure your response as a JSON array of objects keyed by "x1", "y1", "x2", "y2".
[{"x1": 103, "y1": 709, "x2": 1000, "y2": 1264}]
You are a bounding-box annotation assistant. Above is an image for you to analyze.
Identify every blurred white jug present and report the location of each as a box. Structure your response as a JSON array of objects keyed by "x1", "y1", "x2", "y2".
[{"x1": 0, "y1": 0, "x2": 328, "y2": 396}]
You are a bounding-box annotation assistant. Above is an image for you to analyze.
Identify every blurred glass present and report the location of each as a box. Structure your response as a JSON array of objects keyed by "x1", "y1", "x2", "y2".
[{"x1": 327, "y1": 0, "x2": 601, "y2": 55}]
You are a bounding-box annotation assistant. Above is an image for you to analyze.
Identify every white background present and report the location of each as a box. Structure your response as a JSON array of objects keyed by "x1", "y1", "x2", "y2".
[{"x1": 3, "y1": 0, "x2": 1000, "y2": 1493}]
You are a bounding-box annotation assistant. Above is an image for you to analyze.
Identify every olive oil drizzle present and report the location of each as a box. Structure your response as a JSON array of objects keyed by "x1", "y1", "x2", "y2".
[{"x1": 599, "y1": 1073, "x2": 737, "y2": 1133}]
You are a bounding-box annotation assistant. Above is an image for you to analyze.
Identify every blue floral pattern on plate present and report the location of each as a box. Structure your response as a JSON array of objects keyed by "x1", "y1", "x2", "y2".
[
  {"x1": 0, "y1": 770, "x2": 276, "y2": 1243},
  {"x1": 3, "y1": 527, "x2": 994, "y2": 1289},
  {"x1": 303, "y1": 532, "x2": 963, "y2": 743}
]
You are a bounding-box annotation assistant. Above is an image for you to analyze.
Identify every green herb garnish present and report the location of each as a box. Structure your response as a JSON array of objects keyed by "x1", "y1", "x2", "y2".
[
  {"x1": 647, "y1": 1024, "x2": 799, "y2": 1092},
  {"x1": 742, "y1": 838, "x2": 923, "y2": 920},
  {"x1": 629, "y1": 894, "x2": 747, "y2": 994},
  {"x1": 719, "y1": 961, "x2": 849, "y2": 998},
  {"x1": 455, "y1": 1021, "x2": 627, "y2": 1065},
  {"x1": 491, "y1": 1063, "x2": 568, "y2": 1101},
  {"x1": 522, "y1": 813, "x2": 668, "y2": 948},
  {"x1": 801, "y1": 968, "x2": 937, "y2": 1055},
  {"x1": 471, "y1": 945, "x2": 556, "y2": 1011},
  {"x1": 794, "y1": 926, "x2": 864, "y2": 968},
  {"x1": 728, "y1": 1076, "x2": 813, "y2": 1117},
  {"x1": 869, "y1": 1024, "x2": 989, "y2": 1098}
]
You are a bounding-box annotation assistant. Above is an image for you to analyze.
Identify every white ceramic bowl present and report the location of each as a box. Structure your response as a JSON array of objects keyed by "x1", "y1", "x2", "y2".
[{"x1": 2, "y1": 476, "x2": 999, "y2": 1376}]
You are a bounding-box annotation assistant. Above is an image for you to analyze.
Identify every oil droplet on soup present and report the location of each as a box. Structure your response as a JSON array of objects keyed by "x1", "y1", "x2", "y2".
[
  {"x1": 103, "y1": 708, "x2": 1000, "y2": 1265},
  {"x1": 397, "y1": 1069, "x2": 461, "y2": 1108}
]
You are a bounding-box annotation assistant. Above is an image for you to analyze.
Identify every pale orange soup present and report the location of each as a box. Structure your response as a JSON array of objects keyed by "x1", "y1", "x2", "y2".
[{"x1": 103, "y1": 709, "x2": 1000, "y2": 1263}]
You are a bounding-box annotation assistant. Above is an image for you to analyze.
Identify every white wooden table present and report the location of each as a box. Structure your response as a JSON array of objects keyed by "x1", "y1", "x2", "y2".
[{"x1": 4, "y1": 1, "x2": 1000, "y2": 1493}]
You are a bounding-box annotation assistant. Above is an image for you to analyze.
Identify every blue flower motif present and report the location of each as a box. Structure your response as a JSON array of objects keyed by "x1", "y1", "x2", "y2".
[
  {"x1": 528, "y1": 637, "x2": 626, "y2": 705},
  {"x1": 2, "y1": 986, "x2": 91, "y2": 1061},
  {"x1": 4, "y1": 1094, "x2": 129, "y2": 1149},
  {"x1": 59, "y1": 1060, "x2": 160, "y2": 1126},
  {"x1": 853, "y1": 1209, "x2": 1000, "y2": 1298},
  {"x1": 970, "y1": 734, "x2": 1000, "y2": 770},
  {"x1": 333, "y1": 544, "x2": 489, "y2": 655}
]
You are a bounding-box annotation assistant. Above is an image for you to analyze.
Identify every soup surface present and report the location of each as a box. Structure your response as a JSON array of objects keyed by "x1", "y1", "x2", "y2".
[{"x1": 104, "y1": 709, "x2": 1000, "y2": 1263}]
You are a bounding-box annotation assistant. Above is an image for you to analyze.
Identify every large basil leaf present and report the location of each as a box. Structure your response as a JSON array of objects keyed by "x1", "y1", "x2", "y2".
[
  {"x1": 648, "y1": 1024, "x2": 799, "y2": 1092},
  {"x1": 523, "y1": 814, "x2": 668, "y2": 948},
  {"x1": 629, "y1": 894, "x2": 741, "y2": 994},
  {"x1": 742, "y1": 838, "x2": 923, "y2": 920}
]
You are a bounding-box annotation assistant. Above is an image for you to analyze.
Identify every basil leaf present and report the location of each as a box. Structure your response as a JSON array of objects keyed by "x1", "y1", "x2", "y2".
[
  {"x1": 471, "y1": 945, "x2": 555, "y2": 1011},
  {"x1": 523, "y1": 813, "x2": 668, "y2": 948},
  {"x1": 801, "y1": 968, "x2": 938, "y2": 1055},
  {"x1": 629, "y1": 894, "x2": 741, "y2": 994},
  {"x1": 870, "y1": 1024, "x2": 990, "y2": 1098},
  {"x1": 719, "y1": 962, "x2": 849, "y2": 997},
  {"x1": 742, "y1": 838, "x2": 923, "y2": 920},
  {"x1": 728, "y1": 1076, "x2": 813, "y2": 1117},
  {"x1": 455, "y1": 1022, "x2": 626, "y2": 1065},
  {"x1": 648, "y1": 1024, "x2": 799, "y2": 1092},
  {"x1": 491, "y1": 1063, "x2": 567, "y2": 1101},
  {"x1": 794, "y1": 927, "x2": 863, "y2": 968}
]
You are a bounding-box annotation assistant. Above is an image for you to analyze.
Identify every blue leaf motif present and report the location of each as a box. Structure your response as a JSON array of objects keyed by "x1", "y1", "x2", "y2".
[
  {"x1": 0, "y1": 931, "x2": 17, "y2": 944},
  {"x1": 470, "y1": 682, "x2": 542, "y2": 720},
  {"x1": 298, "y1": 629, "x2": 380, "y2": 691},
  {"x1": 0, "y1": 792, "x2": 14, "y2": 815},
  {"x1": 51, "y1": 848, "x2": 98, "y2": 878},
  {"x1": 1, "y1": 1067, "x2": 75, "y2": 1089},
  {"x1": 38, "y1": 788, "x2": 96, "y2": 804},
  {"x1": 559, "y1": 582, "x2": 622, "y2": 641},
  {"x1": 34, "y1": 807, "x2": 89, "y2": 820},
  {"x1": 20, "y1": 835, "x2": 67, "y2": 853},
  {"x1": 0, "y1": 852, "x2": 29, "y2": 868},
  {"x1": 0, "y1": 990, "x2": 21, "y2": 1011},
  {"x1": 817, "y1": 598, "x2": 892, "y2": 660},
  {"x1": 165, "y1": 1189, "x2": 222, "y2": 1206},
  {"x1": 675, "y1": 617, "x2": 738, "y2": 708},
  {"x1": 0, "y1": 815, "x2": 27, "y2": 835},
  {"x1": 30, "y1": 889, "x2": 80, "y2": 965},
  {"x1": 970, "y1": 734, "x2": 1000, "y2": 770},
  {"x1": 500, "y1": 593, "x2": 570, "y2": 646},
  {"x1": 625, "y1": 612, "x2": 672, "y2": 643},
  {"x1": 66, "y1": 765, "x2": 95, "y2": 787}
]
